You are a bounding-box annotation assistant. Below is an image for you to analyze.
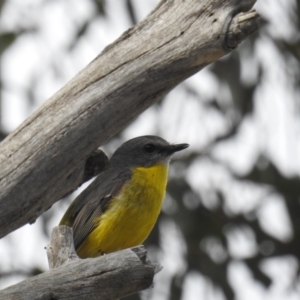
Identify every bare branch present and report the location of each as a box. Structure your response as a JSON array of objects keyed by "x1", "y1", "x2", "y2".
[
  {"x1": 46, "y1": 226, "x2": 78, "y2": 269},
  {"x1": 0, "y1": 0, "x2": 260, "y2": 238},
  {"x1": 0, "y1": 226, "x2": 159, "y2": 300}
]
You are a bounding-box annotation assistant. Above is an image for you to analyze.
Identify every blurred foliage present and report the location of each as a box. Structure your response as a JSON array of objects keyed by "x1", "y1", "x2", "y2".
[
  {"x1": 0, "y1": 0, "x2": 300, "y2": 299},
  {"x1": 94, "y1": 0, "x2": 106, "y2": 15},
  {"x1": 141, "y1": 1, "x2": 300, "y2": 299},
  {"x1": 148, "y1": 4, "x2": 299, "y2": 300},
  {"x1": 0, "y1": 0, "x2": 5, "y2": 14},
  {"x1": 126, "y1": 0, "x2": 138, "y2": 25},
  {"x1": 0, "y1": 32, "x2": 18, "y2": 55}
]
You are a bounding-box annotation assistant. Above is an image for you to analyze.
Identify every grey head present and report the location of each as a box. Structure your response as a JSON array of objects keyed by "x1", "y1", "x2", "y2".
[{"x1": 110, "y1": 135, "x2": 189, "y2": 168}]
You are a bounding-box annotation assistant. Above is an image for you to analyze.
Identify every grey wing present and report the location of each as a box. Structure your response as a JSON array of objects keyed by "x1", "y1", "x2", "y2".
[{"x1": 71, "y1": 171, "x2": 130, "y2": 251}]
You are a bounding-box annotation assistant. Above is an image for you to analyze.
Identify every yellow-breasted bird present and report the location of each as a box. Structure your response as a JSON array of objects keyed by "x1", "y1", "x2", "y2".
[{"x1": 60, "y1": 135, "x2": 189, "y2": 258}]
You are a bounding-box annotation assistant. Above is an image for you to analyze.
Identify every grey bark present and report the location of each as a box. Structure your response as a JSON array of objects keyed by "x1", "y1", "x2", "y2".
[
  {"x1": 0, "y1": 226, "x2": 158, "y2": 300},
  {"x1": 46, "y1": 226, "x2": 79, "y2": 269},
  {"x1": 0, "y1": 0, "x2": 260, "y2": 238}
]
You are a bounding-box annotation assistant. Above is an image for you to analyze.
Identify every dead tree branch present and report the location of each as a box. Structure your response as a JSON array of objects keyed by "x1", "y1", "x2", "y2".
[
  {"x1": 0, "y1": 0, "x2": 260, "y2": 238},
  {"x1": 0, "y1": 226, "x2": 158, "y2": 300}
]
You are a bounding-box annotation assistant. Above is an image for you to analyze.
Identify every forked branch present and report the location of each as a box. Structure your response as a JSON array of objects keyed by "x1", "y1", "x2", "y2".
[{"x1": 0, "y1": 226, "x2": 159, "y2": 300}]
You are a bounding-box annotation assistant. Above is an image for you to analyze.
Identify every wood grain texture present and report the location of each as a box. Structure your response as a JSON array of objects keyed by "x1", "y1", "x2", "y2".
[
  {"x1": 46, "y1": 226, "x2": 79, "y2": 269},
  {"x1": 0, "y1": 226, "x2": 156, "y2": 300},
  {"x1": 0, "y1": 0, "x2": 260, "y2": 238}
]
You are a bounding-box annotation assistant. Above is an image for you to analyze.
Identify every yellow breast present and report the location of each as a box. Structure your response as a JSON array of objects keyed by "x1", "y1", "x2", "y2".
[{"x1": 77, "y1": 163, "x2": 168, "y2": 258}]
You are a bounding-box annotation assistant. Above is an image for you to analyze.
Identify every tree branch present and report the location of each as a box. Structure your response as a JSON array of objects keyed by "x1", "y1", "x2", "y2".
[
  {"x1": 0, "y1": 0, "x2": 260, "y2": 238},
  {"x1": 0, "y1": 226, "x2": 158, "y2": 300}
]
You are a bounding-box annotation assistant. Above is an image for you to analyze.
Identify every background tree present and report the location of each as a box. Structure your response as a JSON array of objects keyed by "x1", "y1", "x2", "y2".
[{"x1": 0, "y1": 0, "x2": 299, "y2": 299}]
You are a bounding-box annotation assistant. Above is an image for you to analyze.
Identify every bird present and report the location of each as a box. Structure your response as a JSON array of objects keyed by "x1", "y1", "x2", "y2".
[{"x1": 59, "y1": 135, "x2": 189, "y2": 258}]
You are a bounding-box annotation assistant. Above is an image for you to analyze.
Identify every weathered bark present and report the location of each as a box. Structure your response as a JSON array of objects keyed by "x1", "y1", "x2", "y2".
[
  {"x1": 0, "y1": 226, "x2": 159, "y2": 300},
  {"x1": 47, "y1": 226, "x2": 79, "y2": 269},
  {"x1": 0, "y1": 0, "x2": 260, "y2": 238}
]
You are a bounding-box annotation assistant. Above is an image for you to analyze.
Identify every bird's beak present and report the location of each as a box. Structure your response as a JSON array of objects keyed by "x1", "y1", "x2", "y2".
[{"x1": 166, "y1": 143, "x2": 189, "y2": 155}]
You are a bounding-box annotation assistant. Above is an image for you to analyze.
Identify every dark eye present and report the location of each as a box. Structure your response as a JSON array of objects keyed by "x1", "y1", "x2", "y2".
[{"x1": 144, "y1": 144, "x2": 155, "y2": 153}]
